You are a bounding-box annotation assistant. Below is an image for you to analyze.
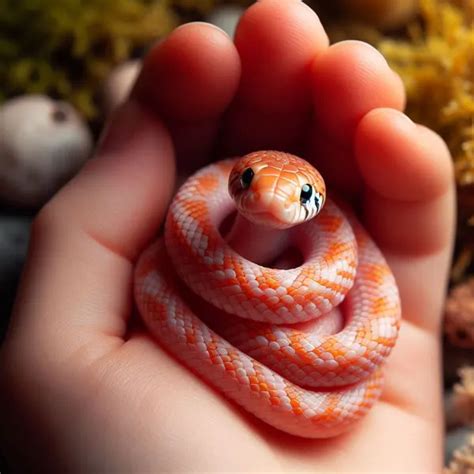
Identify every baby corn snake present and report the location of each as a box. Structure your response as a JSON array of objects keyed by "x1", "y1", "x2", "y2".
[{"x1": 135, "y1": 151, "x2": 401, "y2": 438}]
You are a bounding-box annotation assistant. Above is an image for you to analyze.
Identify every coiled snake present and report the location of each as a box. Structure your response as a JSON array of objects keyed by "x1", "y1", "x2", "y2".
[{"x1": 135, "y1": 151, "x2": 401, "y2": 438}]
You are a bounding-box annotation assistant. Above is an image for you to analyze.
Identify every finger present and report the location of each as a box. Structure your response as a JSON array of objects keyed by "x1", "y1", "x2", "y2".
[
  {"x1": 355, "y1": 108, "x2": 455, "y2": 330},
  {"x1": 381, "y1": 321, "x2": 443, "y2": 429},
  {"x1": 8, "y1": 100, "x2": 174, "y2": 345},
  {"x1": 222, "y1": 0, "x2": 329, "y2": 155},
  {"x1": 356, "y1": 109, "x2": 454, "y2": 253},
  {"x1": 133, "y1": 22, "x2": 240, "y2": 173},
  {"x1": 307, "y1": 41, "x2": 405, "y2": 195},
  {"x1": 311, "y1": 40, "x2": 405, "y2": 144}
]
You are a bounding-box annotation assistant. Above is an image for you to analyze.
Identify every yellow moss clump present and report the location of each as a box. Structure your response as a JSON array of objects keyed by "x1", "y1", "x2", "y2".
[
  {"x1": 0, "y1": 0, "x2": 178, "y2": 119},
  {"x1": 378, "y1": 0, "x2": 474, "y2": 278},
  {"x1": 379, "y1": 0, "x2": 473, "y2": 187},
  {"x1": 453, "y1": 366, "x2": 474, "y2": 425},
  {"x1": 338, "y1": 0, "x2": 419, "y2": 30},
  {"x1": 447, "y1": 365, "x2": 474, "y2": 473}
]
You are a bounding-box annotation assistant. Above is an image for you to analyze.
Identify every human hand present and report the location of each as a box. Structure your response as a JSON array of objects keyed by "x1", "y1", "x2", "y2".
[{"x1": 0, "y1": 1, "x2": 455, "y2": 471}]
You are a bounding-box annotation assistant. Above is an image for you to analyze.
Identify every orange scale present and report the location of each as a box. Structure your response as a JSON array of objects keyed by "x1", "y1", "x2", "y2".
[
  {"x1": 367, "y1": 263, "x2": 390, "y2": 277},
  {"x1": 235, "y1": 267, "x2": 250, "y2": 285},
  {"x1": 318, "y1": 396, "x2": 340, "y2": 423},
  {"x1": 298, "y1": 268, "x2": 316, "y2": 282},
  {"x1": 249, "y1": 375, "x2": 259, "y2": 385},
  {"x1": 197, "y1": 174, "x2": 220, "y2": 192},
  {"x1": 285, "y1": 286, "x2": 298, "y2": 298},
  {"x1": 255, "y1": 271, "x2": 267, "y2": 282},
  {"x1": 242, "y1": 287, "x2": 256, "y2": 301},
  {"x1": 290, "y1": 341, "x2": 315, "y2": 363},
  {"x1": 236, "y1": 274, "x2": 251, "y2": 295},
  {"x1": 289, "y1": 398, "x2": 304, "y2": 416},
  {"x1": 207, "y1": 346, "x2": 217, "y2": 356},
  {"x1": 335, "y1": 350, "x2": 353, "y2": 363},
  {"x1": 259, "y1": 274, "x2": 278, "y2": 290},
  {"x1": 318, "y1": 346, "x2": 344, "y2": 360},
  {"x1": 300, "y1": 292, "x2": 316, "y2": 304},
  {"x1": 333, "y1": 357, "x2": 352, "y2": 369},
  {"x1": 238, "y1": 284, "x2": 251, "y2": 297},
  {"x1": 270, "y1": 396, "x2": 281, "y2": 407},
  {"x1": 319, "y1": 340, "x2": 338, "y2": 355},
  {"x1": 264, "y1": 331, "x2": 278, "y2": 342},
  {"x1": 374, "y1": 338, "x2": 393, "y2": 348},
  {"x1": 292, "y1": 295, "x2": 307, "y2": 306},
  {"x1": 355, "y1": 328, "x2": 370, "y2": 342},
  {"x1": 255, "y1": 276, "x2": 269, "y2": 290},
  {"x1": 371, "y1": 297, "x2": 390, "y2": 312},
  {"x1": 317, "y1": 278, "x2": 345, "y2": 295},
  {"x1": 337, "y1": 269, "x2": 355, "y2": 281},
  {"x1": 362, "y1": 389, "x2": 377, "y2": 403}
]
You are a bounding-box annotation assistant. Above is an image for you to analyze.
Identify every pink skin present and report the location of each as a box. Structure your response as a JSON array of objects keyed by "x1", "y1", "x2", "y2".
[{"x1": 0, "y1": 1, "x2": 454, "y2": 472}]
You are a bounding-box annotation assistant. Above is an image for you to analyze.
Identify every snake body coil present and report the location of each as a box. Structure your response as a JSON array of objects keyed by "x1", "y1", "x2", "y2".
[{"x1": 135, "y1": 151, "x2": 401, "y2": 438}]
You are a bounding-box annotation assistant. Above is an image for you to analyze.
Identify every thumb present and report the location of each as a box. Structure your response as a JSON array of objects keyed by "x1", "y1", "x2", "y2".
[{"x1": 5, "y1": 99, "x2": 175, "y2": 350}]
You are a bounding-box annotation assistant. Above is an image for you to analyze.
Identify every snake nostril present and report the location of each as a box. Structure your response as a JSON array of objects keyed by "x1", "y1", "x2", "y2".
[{"x1": 250, "y1": 191, "x2": 260, "y2": 203}]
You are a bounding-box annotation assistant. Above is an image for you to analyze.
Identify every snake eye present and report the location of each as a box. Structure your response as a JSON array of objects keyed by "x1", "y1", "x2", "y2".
[
  {"x1": 300, "y1": 183, "x2": 313, "y2": 204},
  {"x1": 241, "y1": 168, "x2": 254, "y2": 189}
]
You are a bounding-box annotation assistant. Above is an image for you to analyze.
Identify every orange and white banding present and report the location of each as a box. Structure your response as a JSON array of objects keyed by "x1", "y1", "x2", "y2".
[{"x1": 135, "y1": 151, "x2": 401, "y2": 438}]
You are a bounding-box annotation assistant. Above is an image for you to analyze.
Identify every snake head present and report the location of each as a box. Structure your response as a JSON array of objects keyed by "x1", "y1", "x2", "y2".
[{"x1": 228, "y1": 151, "x2": 326, "y2": 229}]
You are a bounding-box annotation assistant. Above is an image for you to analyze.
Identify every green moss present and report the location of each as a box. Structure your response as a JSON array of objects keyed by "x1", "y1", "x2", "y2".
[{"x1": 0, "y1": 0, "x2": 178, "y2": 118}]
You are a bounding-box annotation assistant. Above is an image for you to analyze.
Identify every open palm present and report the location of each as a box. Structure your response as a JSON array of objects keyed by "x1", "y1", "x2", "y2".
[{"x1": 0, "y1": 1, "x2": 454, "y2": 471}]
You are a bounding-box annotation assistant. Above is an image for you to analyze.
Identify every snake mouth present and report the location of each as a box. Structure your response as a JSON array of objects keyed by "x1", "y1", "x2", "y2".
[{"x1": 242, "y1": 209, "x2": 295, "y2": 229}]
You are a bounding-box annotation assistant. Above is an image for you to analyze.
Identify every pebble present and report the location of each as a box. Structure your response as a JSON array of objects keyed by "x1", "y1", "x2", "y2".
[{"x1": 0, "y1": 95, "x2": 93, "y2": 208}]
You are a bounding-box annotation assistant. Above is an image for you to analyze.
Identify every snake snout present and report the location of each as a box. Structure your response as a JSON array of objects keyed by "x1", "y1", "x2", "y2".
[{"x1": 238, "y1": 187, "x2": 299, "y2": 228}]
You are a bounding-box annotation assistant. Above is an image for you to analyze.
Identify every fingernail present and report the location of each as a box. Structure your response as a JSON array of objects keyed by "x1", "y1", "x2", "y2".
[
  {"x1": 394, "y1": 110, "x2": 416, "y2": 128},
  {"x1": 371, "y1": 107, "x2": 415, "y2": 129},
  {"x1": 96, "y1": 100, "x2": 146, "y2": 156}
]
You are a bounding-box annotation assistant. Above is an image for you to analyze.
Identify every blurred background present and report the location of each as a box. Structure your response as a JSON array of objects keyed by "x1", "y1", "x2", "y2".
[{"x1": 0, "y1": 0, "x2": 472, "y2": 471}]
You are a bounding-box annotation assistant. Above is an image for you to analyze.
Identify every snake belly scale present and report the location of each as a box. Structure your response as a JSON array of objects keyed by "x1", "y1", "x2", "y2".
[{"x1": 135, "y1": 151, "x2": 401, "y2": 438}]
